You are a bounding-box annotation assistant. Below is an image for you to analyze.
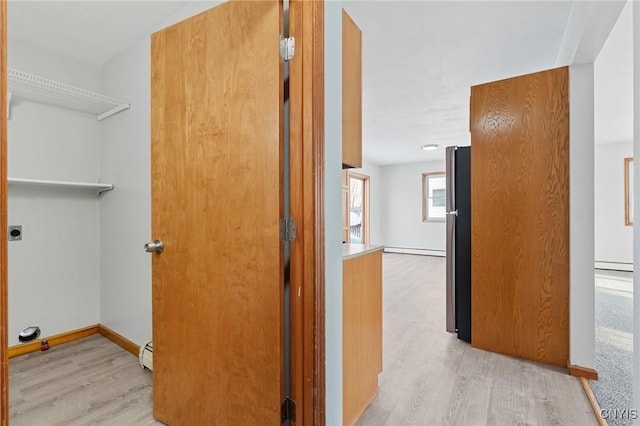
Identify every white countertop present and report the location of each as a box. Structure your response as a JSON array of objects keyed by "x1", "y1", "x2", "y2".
[{"x1": 342, "y1": 243, "x2": 384, "y2": 260}]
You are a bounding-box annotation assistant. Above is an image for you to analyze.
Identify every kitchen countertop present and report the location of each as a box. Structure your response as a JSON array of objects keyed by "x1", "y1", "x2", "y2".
[{"x1": 342, "y1": 243, "x2": 384, "y2": 260}]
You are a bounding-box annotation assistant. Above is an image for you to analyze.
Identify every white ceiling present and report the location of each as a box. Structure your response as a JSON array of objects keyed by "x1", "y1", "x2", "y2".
[
  {"x1": 344, "y1": 0, "x2": 575, "y2": 165},
  {"x1": 6, "y1": 1, "x2": 632, "y2": 165},
  {"x1": 8, "y1": 1, "x2": 187, "y2": 69}
]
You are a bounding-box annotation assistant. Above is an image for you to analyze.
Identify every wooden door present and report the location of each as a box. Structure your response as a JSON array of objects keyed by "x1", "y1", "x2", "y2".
[
  {"x1": 470, "y1": 67, "x2": 569, "y2": 367},
  {"x1": 151, "y1": 1, "x2": 283, "y2": 424}
]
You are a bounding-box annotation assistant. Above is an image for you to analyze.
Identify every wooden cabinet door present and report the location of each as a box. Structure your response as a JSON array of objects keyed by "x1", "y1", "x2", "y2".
[
  {"x1": 150, "y1": 1, "x2": 284, "y2": 424},
  {"x1": 342, "y1": 10, "x2": 362, "y2": 169},
  {"x1": 471, "y1": 67, "x2": 569, "y2": 367},
  {"x1": 343, "y1": 250, "x2": 382, "y2": 426}
]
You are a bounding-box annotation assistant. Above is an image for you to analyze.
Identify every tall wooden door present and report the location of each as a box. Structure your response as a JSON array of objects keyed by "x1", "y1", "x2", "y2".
[
  {"x1": 150, "y1": 1, "x2": 284, "y2": 424},
  {"x1": 470, "y1": 67, "x2": 569, "y2": 367}
]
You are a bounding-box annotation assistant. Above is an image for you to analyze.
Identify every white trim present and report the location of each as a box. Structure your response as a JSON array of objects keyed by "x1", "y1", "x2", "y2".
[
  {"x1": 556, "y1": 1, "x2": 627, "y2": 66},
  {"x1": 384, "y1": 247, "x2": 445, "y2": 257},
  {"x1": 595, "y1": 262, "x2": 633, "y2": 272},
  {"x1": 569, "y1": 64, "x2": 596, "y2": 369}
]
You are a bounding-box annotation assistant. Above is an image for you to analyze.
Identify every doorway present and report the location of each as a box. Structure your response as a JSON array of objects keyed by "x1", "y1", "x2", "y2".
[{"x1": 0, "y1": 1, "x2": 327, "y2": 424}]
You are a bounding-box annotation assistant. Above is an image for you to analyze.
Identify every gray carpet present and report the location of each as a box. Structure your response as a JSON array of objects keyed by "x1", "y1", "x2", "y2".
[{"x1": 590, "y1": 269, "x2": 633, "y2": 426}]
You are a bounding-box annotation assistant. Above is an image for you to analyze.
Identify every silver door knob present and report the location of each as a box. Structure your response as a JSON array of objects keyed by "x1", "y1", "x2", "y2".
[{"x1": 145, "y1": 240, "x2": 163, "y2": 254}]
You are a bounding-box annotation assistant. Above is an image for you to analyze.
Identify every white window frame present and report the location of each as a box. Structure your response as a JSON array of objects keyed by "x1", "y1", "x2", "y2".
[{"x1": 422, "y1": 172, "x2": 446, "y2": 222}]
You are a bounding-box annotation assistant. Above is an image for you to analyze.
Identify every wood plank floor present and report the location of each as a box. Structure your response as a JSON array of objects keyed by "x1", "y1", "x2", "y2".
[
  {"x1": 8, "y1": 253, "x2": 596, "y2": 425},
  {"x1": 356, "y1": 253, "x2": 597, "y2": 426},
  {"x1": 9, "y1": 334, "x2": 161, "y2": 426}
]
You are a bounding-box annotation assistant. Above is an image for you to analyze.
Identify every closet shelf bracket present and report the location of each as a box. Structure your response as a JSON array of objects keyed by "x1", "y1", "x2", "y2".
[{"x1": 97, "y1": 103, "x2": 130, "y2": 121}]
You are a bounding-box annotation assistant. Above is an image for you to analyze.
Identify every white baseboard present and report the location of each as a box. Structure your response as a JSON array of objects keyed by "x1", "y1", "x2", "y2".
[
  {"x1": 595, "y1": 261, "x2": 633, "y2": 272},
  {"x1": 383, "y1": 247, "x2": 445, "y2": 257}
]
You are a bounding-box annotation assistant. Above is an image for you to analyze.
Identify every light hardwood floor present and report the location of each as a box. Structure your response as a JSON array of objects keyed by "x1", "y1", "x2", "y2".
[
  {"x1": 9, "y1": 254, "x2": 596, "y2": 425},
  {"x1": 356, "y1": 253, "x2": 597, "y2": 426},
  {"x1": 10, "y1": 334, "x2": 161, "y2": 426}
]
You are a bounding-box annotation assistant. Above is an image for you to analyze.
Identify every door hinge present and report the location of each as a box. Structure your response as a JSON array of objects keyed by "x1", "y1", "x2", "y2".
[
  {"x1": 281, "y1": 397, "x2": 296, "y2": 423},
  {"x1": 280, "y1": 218, "x2": 297, "y2": 242},
  {"x1": 280, "y1": 36, "x2": 295, "y2": 61}
]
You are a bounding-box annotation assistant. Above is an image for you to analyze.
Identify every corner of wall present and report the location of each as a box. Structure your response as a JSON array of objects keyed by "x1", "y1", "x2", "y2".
[{"x1": 568, "y1": 63, "x2": 596, "y2": 368}]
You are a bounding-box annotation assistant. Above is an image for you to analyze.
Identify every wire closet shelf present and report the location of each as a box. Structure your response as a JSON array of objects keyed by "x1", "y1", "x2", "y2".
[
  {"x1": 7, "y1": 178, "x2": 114, "y2": 195},
  {"x1": 7, "y1": 68, "x2": 130, "y2": 121}
]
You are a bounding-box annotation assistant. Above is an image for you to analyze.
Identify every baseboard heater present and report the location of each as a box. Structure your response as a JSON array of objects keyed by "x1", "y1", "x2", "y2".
[{"x1": 139, "y1": 340, "x2": 153, "y2": 371}]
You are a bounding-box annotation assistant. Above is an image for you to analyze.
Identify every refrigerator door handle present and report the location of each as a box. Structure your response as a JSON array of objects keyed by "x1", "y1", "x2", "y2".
[
  {"x1": 445, "y1": 212, "x2": 456, "y2": 333},
  {"x1": 446, "y1": 146, "x2": 456, "y2": 212}
]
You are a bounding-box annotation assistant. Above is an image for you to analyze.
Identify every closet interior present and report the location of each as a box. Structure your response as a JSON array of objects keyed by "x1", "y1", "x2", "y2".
[{"x1": 4, "y1": 1, "x2": 211, "y2": 355}]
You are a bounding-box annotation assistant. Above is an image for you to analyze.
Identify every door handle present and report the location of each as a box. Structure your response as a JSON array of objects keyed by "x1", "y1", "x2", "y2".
[
  {"x1": 446, "y1": 210, "x2": 458, "y2": 216},
  {"x1": 145, "y1": 240, "x2": 164, "y2": 254}
]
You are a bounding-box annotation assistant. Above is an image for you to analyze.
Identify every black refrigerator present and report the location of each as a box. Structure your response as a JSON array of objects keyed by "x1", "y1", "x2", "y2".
[{"x1": 445, "y1": 146, "x2": 471, "y2": 343}]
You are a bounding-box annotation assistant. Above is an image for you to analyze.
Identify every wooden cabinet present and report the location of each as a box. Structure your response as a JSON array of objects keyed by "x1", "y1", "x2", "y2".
[
  {"x1": 343, "y1": 249, "x2": 382, "y2": 425},
  {"x1": 342, "y1": 10, "x2": 362, "y2": 169}
]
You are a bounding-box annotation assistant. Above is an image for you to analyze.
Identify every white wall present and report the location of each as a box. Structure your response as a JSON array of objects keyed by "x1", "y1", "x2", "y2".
[
  {"x1": 380, "y1": 159, "x2": 446, "y2": 254},
  {"x1": 350, "y1": 159, "x2": 382, "y2": 245},
  {"x1": 569, "y1": 63, "x2": 596, "y2": 369},
  {"x1": 593, "y1": 1, "x2": 633, "y2": 271},
  {"x1": 594, "y1": 141, "x2": 633, "y2": 266},
  {"x1": 7, "y1": 39, "x2": 101, "y2": 345},
  {"x1": 98, "y1": 1, "x2": 222, "y2": 346},
  {"x1": 325, "y1": 1, "x2": 343, "y2": 424},
  {"x1": 99, "y1": 37, "x2": 152, "y2": 345}
]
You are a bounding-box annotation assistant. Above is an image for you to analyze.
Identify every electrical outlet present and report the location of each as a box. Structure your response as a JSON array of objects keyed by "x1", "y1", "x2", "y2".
[{"x1": 8, "y1": 225, "x2": 22, "y2": 241}]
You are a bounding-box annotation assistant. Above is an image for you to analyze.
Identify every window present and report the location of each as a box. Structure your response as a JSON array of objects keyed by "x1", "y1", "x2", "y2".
[
  {"x1": 625, "y1": 157, "x2": 633, "y2": 226},
  {"x1": 422, "y1": 172, "x2": 446, "y2": 221},
  {"x1": 342, "y1": 171, "x2": 370, "y2": 243}
]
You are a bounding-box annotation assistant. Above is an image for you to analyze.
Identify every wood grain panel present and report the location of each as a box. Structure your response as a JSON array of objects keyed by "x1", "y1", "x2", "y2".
[
  {"x1": 0, "y1": 1, "x2": 7, "y2": 424},
  {"x1": 8, "y1": 325, "x2": 99, "y2": 359},
  {"x1": 342, "y1": 10, "x2": 362, "y2": 169},
  {"x1": 151, "y1": 2, "x2": 283, "y2": 424},
  {"x1": 343, "y1": 249, "x2": 383, "y2": 426},
  {"x1": 289, "y1": 0, "x2": 326, "y2": 423},
  {"x1": 471, "y1": 67, "x2": 569, "y2": 367}
]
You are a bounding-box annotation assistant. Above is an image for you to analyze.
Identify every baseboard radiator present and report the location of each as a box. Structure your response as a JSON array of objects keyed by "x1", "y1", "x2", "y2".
[{"x1": 139, "y1": 340, "x2": 153, "y2": 370}]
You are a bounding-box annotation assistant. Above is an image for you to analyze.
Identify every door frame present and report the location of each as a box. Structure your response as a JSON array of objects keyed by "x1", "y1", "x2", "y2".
[
  {"x1": 0, "y1": 1, "x2": 325, "y2": 425},
  {"x1": 289, "y1": 0, "x2": 326, "y2": 423}
]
